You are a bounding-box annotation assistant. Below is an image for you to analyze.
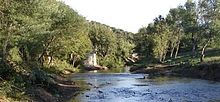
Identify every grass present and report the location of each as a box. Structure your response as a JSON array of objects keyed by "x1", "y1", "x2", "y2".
[
  {"x1": 164, "y1": 48, "x2": 220, "y2": 65},
  {"x1": 204, "y1": 56, "x2": 220, "y2": 63},
  {"x1": 134, "y1": 48, "x2": 220, "y2": 67}
]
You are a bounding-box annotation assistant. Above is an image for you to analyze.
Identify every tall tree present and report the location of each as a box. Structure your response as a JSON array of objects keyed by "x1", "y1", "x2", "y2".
[
  {"x1": 166, "y1": 7, "x2": 184, "y2": 58},
  {"x1": 197, "y1": 0, "x2": 220, "y2": 62},
  {"x1": 182, "y1": 0, "x2": 199, "y2": 56}
]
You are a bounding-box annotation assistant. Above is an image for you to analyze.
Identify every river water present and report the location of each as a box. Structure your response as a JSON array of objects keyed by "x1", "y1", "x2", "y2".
[{"x1": 71, "y1": 73, "x2": 220, "y2": 102}]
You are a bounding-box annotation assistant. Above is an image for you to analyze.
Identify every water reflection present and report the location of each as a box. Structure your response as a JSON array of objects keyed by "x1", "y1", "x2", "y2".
[{"x1": 71, "y1": 73, "x2": 220, "y2": 102}]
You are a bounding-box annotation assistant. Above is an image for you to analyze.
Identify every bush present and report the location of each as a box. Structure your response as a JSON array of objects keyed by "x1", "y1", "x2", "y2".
[
  {"x1": 43, "y1": 59, "x2": 79, "y2": 74},
  {"x1": 29, "y1": 68, "x2": 49, "y2": 85},
  {"x1": 0, "y1": 79, "x2": 26, "y2": 101},
  {"x1": 9, "y1": 47, "x2": 23, "y2": 65},
  {"x1": 99, "y1": 56, "x2": 125, "y2": 70}
]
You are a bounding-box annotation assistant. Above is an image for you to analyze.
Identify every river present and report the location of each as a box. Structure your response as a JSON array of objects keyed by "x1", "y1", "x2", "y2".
[{"x1": 71, "y1": 73, "x2": 220, "y2": 102}]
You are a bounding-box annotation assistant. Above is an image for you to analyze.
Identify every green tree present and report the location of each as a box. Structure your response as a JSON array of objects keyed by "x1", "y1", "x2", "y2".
[
  {"x1": 152, "y1": 16, "x2": 170, "y2": 62},
  {"x1": 181, "y1": 0, "x2": 199, "y2": 56},
  {"x1": 88, "y1": 22, "x2": 118, "y2": 68},
  {"x1": 166, "y1": 7, "x2": 184, "y2": 58},
  {"x1": 135, "y1": 15, "x2": 171, "y2": 63},
  {"x1": 197, "y1": 0, "x2": 220, "y2": 62}
]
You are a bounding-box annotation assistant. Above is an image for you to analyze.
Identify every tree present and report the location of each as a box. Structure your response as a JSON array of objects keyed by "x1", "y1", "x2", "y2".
[
  {"x1": 89, "y1": 22, "x2": 117, "y2": 58},
  {"x1": 88, "y1": 22, "x2": 118, "y2": 67},
  {"x1": 182, "y1": 0, "x2": 199, "y2": 56},
  {"x1": 197, "y1": 0, "x2": 220, "y2": 62},
  {"x1": 166, "y1": 7, "x2": 184, "y2": 58},
  {"x1": 152, "y1": 16, "x2": 170, "y2": 62},
  {"x1": 135, "y1": 15, "x2": 171, "y2": 63},
  {"x1": 0, "y1": 0, "x2": 18, "y2": 67},
  {"x1": 113, "y1": 28, "x2": 135, "y2": 63}
]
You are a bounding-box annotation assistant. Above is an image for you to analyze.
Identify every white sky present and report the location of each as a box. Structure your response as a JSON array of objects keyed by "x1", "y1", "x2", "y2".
[{"x1": 62, "y1": 0, "x2": 187, "y2": 33}]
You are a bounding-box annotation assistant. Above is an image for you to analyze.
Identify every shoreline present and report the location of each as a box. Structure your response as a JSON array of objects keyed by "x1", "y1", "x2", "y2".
[
  {"x1": 26, "y1": 73, "x2": 89, "y2": 102},
  {"x1": 130, "y1": 63, "x2": 220, "y2": 82}
]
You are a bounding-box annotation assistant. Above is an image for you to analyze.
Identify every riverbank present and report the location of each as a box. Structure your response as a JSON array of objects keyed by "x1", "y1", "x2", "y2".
[
  {"x1": 26, "y1": 74, "x2": 83, "y2": 102},
  {"x1": 130, "y1": 63, "x2": 220, "y2": 81},
  {"x1": 172, "y1": 63, "x2": 220, "y2": 81},
  {"x1": 0, "y1": 73, "x2": 88, "y2": 102}
]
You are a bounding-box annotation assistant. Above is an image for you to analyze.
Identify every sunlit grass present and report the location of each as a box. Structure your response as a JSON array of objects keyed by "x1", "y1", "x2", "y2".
[
  {"x1": 164, "y1": 48, "x2": 220, "y2": 65},
  {"x1": 204, "y1": 56, "x2": 220, "y2": 63}
]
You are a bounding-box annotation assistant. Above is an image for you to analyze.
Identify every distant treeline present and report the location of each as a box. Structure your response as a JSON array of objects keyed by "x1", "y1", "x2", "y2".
[{"x1": 135, "y1": 0, "x2": 220, "y2": 63}]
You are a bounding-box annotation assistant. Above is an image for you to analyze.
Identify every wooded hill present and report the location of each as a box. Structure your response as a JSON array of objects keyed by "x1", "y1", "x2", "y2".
[{"x1": 0, "y1": 0, "x2": 134, "y2": 101}]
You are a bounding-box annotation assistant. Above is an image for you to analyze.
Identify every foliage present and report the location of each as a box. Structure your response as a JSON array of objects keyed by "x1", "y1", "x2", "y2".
[
  {"x1": 135, "y1": 0, "x2": 220, "y2": 64},
  {"x1": 88, "y1": 21, "x2": 135, "y2": 69},
  {"x1": 0, "y1": 0, "x2": 95, "y2": 100},
  {"x1": 0, "y1": 0, "x2": 136, "y2": 100},
  {"x1": 1, "y1": 0, "x2": 220, "y2": 101}
]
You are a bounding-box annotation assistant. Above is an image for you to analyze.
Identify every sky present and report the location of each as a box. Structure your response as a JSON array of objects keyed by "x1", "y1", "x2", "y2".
[{"x1": 62, "y1": 0, "x2": 187, "y2": 33}]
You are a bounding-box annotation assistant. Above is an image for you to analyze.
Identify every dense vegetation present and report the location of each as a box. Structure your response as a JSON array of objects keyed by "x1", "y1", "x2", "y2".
[
  {"x1": 135, "y1": 0, "x2": 220, "y2": 65},
  {"x1": 0, "y1": 0, "x2": 220, "y2": 101},
  {"x1": 0, "y1": 0, "x2": 134, "y2": 101},
  {"x1": 88, "y1": 21, "x2": 135, "y2": 69}
]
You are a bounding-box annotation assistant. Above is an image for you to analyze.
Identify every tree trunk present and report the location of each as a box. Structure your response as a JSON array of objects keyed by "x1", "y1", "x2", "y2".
[
  {"x1": 38, "y1": 36, "x2": 56, "y2": 64},
  {"x1": 170, "y1": 31, "x2": 177, "y2": 58},
  {"x1": 69, "y1": 53, "x2": 74, "y2": 66},
  {"x1": 192, "y1": 43, "x2": 196, "y2": 55},
  {"x1": 47, "y1": 55, "x2": 52, "y2": 65},
  {"x1": 2, "y1": 34, "x2": 10, "y2": 63},
  {"x1": 162, "y1": 52, "x2": 167, "y2": 62},
  {"x1": 69, "y1": 53, "x2": 79, "y2": 67},
  {"x1": 191, "y1": 33, "x2": 196, "y2": 57},
  {"x1": 170, "y1": 46, "x2": 175, "y2": 58},
  {"x1": 72, "y1": 58, "x2": 78, "y2": 67},
  {"x1": 159, "y1": 54, "x2": 163, "y2": 63},
  {"x1": 19, "y1": 45, "x2": 28, "y2": 62},
  {"x1": 174, "y1": 40, "x2": 180, "y2": 59},
  {"x1": 200, "y1": 40, "x2": 210, "y2": 62}
]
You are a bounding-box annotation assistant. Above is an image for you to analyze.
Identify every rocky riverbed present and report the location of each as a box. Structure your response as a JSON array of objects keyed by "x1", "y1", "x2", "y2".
[{"x1": 70, "y1": 73, "x2": 220, "y2": 102}]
